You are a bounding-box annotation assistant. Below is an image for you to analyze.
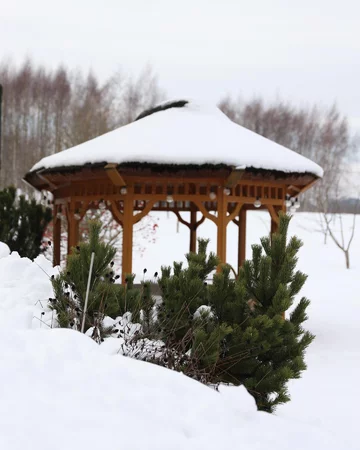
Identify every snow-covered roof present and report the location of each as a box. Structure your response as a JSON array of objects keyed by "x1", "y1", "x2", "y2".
[{"x1": 30, "y1": 99, "x2": 323, "y2": 177}]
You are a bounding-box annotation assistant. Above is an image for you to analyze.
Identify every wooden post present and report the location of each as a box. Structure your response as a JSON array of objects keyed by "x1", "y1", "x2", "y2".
[
  {"x1": 238, "y1": 207, "x2": 247, "y2": 269},
  {"x1": 67, "y1": 202, "x2": 79, "y2": 254},
  {"x1": 173, "y1": 204, "x2": 204, "y2": 254},
  {"x1": 216, "y1": 189, "x2": 227, "y2": 264},
  {"x1": 269, "y1": 203, "x2": 286, "y2": 320},
  {"x1": 270, "y1": 204, "x2": 286, "y2": 237},
  {"x1": 189, "y1": 205, "x2": 197, "y2": 253},
  {"x1": 122, "y1": 193, "x2": 134, "y2": 283},
  {"x1": 270, "y1": 214, "x2": 278, "y2": 235},
  {"x1": 53, "y1": 204, "x2": 61, "y2": 266}
]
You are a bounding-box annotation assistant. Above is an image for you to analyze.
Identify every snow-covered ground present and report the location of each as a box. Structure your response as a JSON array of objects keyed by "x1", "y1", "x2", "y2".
[{"x1": 0, "y1": 212, "x2": 359, "y2": 449}]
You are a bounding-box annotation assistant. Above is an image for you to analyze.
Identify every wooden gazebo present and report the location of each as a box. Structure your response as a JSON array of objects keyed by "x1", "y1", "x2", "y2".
[{"x1": 24, "y1": 99, "x2": 323, "y2": 282}]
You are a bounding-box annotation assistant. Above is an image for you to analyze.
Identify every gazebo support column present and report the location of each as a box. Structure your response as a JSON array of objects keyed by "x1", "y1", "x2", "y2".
[
  {"x1": 189, "y1": 206, "x2": 197, "y2": 253},
  {"x1": 53, "y1": 205, "x2": 61, "y2": 266},
  {"x1": 216, "y1": 191, "x2": 227, "y2": 264},
  {"x1": 270, "y1": 207, "x2": 279, "y2": 235},
  {"x1": 268, "y1": 204, "x2": 287, "y2": 320},
  {"x1": 67, "y1": 203, "x2": 79, "y2": 254},
  {"x1": 268, "y1": 204, "x2": 286, "y2": 237},
  {"x1": 122, "y1": 195, "x2": 134, "y2": 283},
  {"x1": 172, "y1": 204, "x2": 205, "y2": 254},
  {"x1": 238, "y1": 207, "x2": 247, "y2": 269}
]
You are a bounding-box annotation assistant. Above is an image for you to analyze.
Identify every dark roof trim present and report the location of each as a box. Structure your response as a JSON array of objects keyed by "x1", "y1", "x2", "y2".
[
  {"x1": 27, "y1": 161, "x2": 318, "y2": 179},
  {"x1": 24, "y1": 161, "x2": 318, "y2": 191},
  {"x1": 135, "y1": 100, "x2": 189, "y2": 121}
]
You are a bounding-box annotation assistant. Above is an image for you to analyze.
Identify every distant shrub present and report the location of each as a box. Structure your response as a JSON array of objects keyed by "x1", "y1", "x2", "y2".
[{"x1": 0, "y1": 186, "x2": 52, "y2": 260}]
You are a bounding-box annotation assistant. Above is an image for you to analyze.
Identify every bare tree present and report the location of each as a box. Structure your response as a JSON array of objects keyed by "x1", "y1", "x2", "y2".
[
  {"x1": 115, "y1": 65, "x2": 165, "y2": 125},
  {"x1": 63, "y1": 70, "x2": 116, "y2": 147},
  {"x1": 219, "y1": 96, "x2": 357, "y2": 212},
  {"x1": 219, "y1": 95, "x2": 360, "y2": 268},
  {"x1": 0, "y1": 58, "x2": 165, "y2": 189},
  {"x1": 317, "y1": 162, "x2": 360, "y2": 268},
  {"x1": 52, "y1": 66, "x2": 71, "y2": 155},
  {"x1": 323, "y1": 213, "x2": 357, "y2": 268}
]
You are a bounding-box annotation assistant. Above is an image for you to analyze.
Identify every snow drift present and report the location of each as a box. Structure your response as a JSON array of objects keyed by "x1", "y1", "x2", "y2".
[{"x1": 0, "y1": 210, "x2": 359, "y2": 449}]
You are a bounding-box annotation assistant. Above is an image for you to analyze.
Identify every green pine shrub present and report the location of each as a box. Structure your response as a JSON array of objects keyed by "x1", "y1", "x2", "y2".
[
  {"x1": 156, "y1": 213, "x2": 314, "y2": 412},
  {"x1": 50, "y1": 220, "x2": 155, "y2": 341},
  {"x1": 0, "y1": 186, "x2": 52, "y2": 259},
  {"x1": 49, "y1": 214, "x2": 314, "y2": 413},
  {"x1": 50, "y1": 221, "x2": 121, "y2": 338}
]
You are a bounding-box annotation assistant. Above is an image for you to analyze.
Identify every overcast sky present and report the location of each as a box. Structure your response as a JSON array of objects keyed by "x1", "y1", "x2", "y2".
[{"x1": 1, "y1": 0, "x2": 360, "y2": 130}]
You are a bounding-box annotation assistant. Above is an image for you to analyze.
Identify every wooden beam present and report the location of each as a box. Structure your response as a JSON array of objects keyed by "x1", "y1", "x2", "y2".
[
  {"x1": 297, "y1": 177, "x2": 320, "y2": 194},
  {"x1": 238, "y1": 208, "x2": 247, "y2": 269},
  {"x1": 67, "y1": 202, "x2": 79, "y2": 254},
  {"x1": 269, "y1": 204, "x2": 286, "y2": 319},
  {"x1": 270, "y1": 205, "x2": 286, "y2": 236},
  {"x1": 173, "y1": 209, "x2": 191, "y2": 229},
  {"x1": 190, "y1": 207, "x2": 197, "y2": 253},
  {"x1": 122, "y1": 192, "x2": 134, "y2": 283},
  {"x1": 37, "y1": 170, "x2": 58, "y2": 190},
  {"x1": 192, "y1": 199, "x2": 218, "y2": 225},
  {"x1": 53, "y1": 204, "x2": 61, "y2": 266},
  {"x1": 267, "y1": 204, "x2": 280, "y2": 225},
  {"x1": 104, "y1": 163, "x2": 126, "y2": 186},
  {"x1": 225, "y1": 168, "x2": 245, "y2": 188},
  {"x1": 287, "y1": 185, "x2": 301, "y2": 193},
  {"x1": 109, "y1": 202, "x2": 124, "y2": 226},
  {"x1": 196, "y1": 215, "x2": 206, "y2": 228},
  {"x1": 173, "y1": 205, "x2": 205, "y2": 253},
  {"x1": 226, "y1": 202, "x2": 243, "y2": 225},
  {"x1": 52, "y1": 191, "x2": 286, "y2": 207},
  {"x1": 226, "y1": 196, "x2": 284, "y2": 206},
  {"x1": 216, "y1": 191, "x2": 227, "y2": 264},
  {"x1": 271, "y1": 211, "x2": 278, "y2": 235},
  {"x1": 133, "y1": 200, "x2": 156, "y2": 224},
  {"x1": 124, "y1": 175, "x2": 225, "y2": 184}
]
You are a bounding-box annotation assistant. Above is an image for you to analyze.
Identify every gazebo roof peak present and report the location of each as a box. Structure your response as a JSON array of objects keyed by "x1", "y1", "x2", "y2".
[{"x1": 29, "y1": 98, "x2": 323, "y2": 177}]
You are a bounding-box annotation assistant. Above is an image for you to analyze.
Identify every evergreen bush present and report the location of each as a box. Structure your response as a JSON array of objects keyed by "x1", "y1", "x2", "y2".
[
  {"x1": 0, "y1": 186, "x2": 52, "y2": 259},
  {"x1": 156, "y1": 213, "x2": 314, "y2": 412},
  {"x1": 50, "y1": 220, "x2": 155, "y2": 341},
  {"x1": 49, "y1": 214, "x2": 314, "y2": 412}
]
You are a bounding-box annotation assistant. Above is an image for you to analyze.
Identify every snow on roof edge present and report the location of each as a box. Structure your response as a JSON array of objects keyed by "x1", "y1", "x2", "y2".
[{"x1": 28, "y1": 98, "x2": 324, "y2": 178}]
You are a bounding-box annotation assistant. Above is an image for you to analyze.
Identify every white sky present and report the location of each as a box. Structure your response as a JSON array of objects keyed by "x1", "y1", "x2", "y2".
[{"x1": 1, "y1": 0, "x2": 360, "y2": 131}]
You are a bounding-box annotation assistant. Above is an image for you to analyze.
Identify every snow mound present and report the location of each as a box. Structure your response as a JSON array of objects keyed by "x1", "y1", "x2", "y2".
[
  {"x1": 0, "y1": 252, "x2": 58, "y2": 330},
  {"x1": 30, "y1": 98, "x2": 323, "y2": 177},
  {"x1": 0, "y1": 214, "x2": 359, "y2": 449},
  {"x1": 0, "y1": 241, "x2": 10, "y2": 259},
  {"x1": 0, "y1": 328, "x2": 347, "y2": 450}
]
